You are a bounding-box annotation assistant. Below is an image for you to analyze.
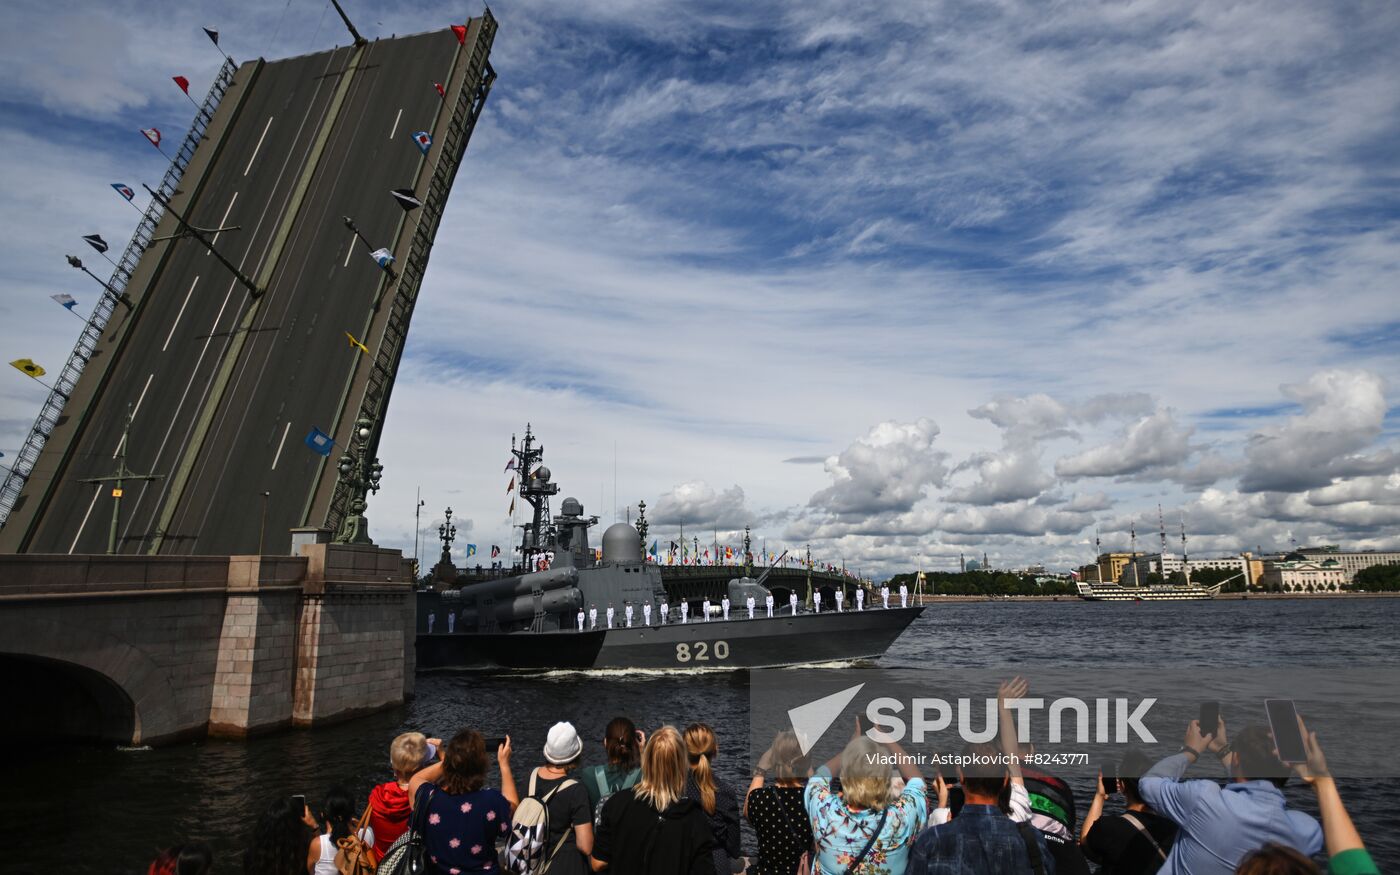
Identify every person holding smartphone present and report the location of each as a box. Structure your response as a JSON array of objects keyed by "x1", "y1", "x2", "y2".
[
  {"x1": 1136, "y1": 716, "x2": 1321, "y2": 875},
  {"x1": 1079, "y1": 749, "x2": 1177, "y2": 875}
]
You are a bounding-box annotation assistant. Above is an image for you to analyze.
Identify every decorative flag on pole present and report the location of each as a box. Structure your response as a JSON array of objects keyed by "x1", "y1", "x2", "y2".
[
  {"x1": 412, "y1": 131, "x2": 432, "y2": 154},
  {"x1": 141, "y1": 128, "x2": 162, "y2": 148},
  {"x1": 508, "y1": 497, "x2": 515, "y2": 516},
  {"x1": 506, "y1": 477, "x2": 515, "y2": 493},
  {"x1": 82, "y1": 234, "x2": 109, "y2": 254},
  {"x1": 51, "y1": 294, "x2": 78, "y2": 310},
  {"x1": 450, "y1": 24, "x2": 468, "y2": 44},
  {"x1": 491, "y1": 545, "x2": 500, "y2": 558},
  {"x1": 649, "y1": 541, "x2": 658, "y2": 559},
  {"x1": 345, "y1": 332, "x2": 369, "y2": 354},
  {"x1": 504, "y1": 457, "x2": 516, "y2": 472},
  {"x1": 204, "y1": 27, "x2": 220, "y2": 46},
  {"x1": 466, "y1": 543, "x2": 477, "y2": 557},
  {"x1": 304, "y1": 426, "x2": 334, "y2": 457},
  {"x1": 369, "y1": 248, "x2": 395, "y2": 269},
  {"x1": 433, "y1": 81, "x2": 445, "y2": 99},
  {"x1": 111, "y1": 183, "x2": 135, "y2": 201},
  {"x1": 390, "y1": 188, "x2": 422, "y2": 211},
  {"x1": 9, "y1": 359, "x2": 46, "y2": 378},
  {"x1": 173, "y1": 76, "x2": 191, "y2": 95}
]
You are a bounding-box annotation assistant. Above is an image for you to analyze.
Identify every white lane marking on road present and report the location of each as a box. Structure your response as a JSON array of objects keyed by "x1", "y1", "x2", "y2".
[
  {"x1": 389, "y1": 107, "x2": 403, "y2": 140},
  {"x1": 112, "y1": 373, "x2": 156, "y2": 458},
  {"x1": 270, "y1": 421, "x2": 292, "y2": 470},
  {"x1": 70, "y1": 488, "x2": 103, "y2": 554},
  {"x1": 163, "y1": 275, "x2": 200, "y2": 351},
  {"x1": 244, "y1": 116, "x2": 274, "y2": 176},
  {"x1": 343, "y1": 229, "x2": 358, "y2": 266},
  {"x1": 206, "y1": 192, "x2": 238, "y2": 255}
]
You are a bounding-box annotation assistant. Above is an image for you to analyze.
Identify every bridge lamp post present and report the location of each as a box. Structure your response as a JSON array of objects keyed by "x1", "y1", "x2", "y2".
[
  {"x1": 258, "y1": 490, "x2": 271, "y2": 554},
  {"x1": 334, "y1": 416, "x2": 382, "y2": 545},
  {"x1": 66, "y1": 254, "x2": 133, "y2": 311}
]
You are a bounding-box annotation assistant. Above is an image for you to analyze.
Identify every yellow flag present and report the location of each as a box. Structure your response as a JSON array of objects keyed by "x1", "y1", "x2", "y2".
[
  {"x1": 9, "y1": 358, "x2": 46, "y2": 378},
  {"x1": 345, "y1": 332, "x2": 369, "y2": 354}
]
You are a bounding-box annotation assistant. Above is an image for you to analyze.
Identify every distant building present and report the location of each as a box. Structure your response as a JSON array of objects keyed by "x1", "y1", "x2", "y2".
[
  {"x1": 1295, "y1": 548, "x2": 1400, "y2": 582},
  {"x1": 1259, "y1": 559, "x2": 1348, "y2": 592},
  {"x1": 1096, "y1": 552, "x2": 1144, "y2": 584},
  {"x1": 1077, "y1": 563, "x2": 1103, "y2": 582},
  {"x1": 1124, "y1": 552, "x2": 1252, "y2": 586},
  {"x1": 965, "y1": 559, "x2": 982, "y2": 571}
]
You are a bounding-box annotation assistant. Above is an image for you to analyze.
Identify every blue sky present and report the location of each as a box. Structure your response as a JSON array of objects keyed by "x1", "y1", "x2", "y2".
[{"x1": 2, "y1": 0, "x2": 1398, "y2": 575}]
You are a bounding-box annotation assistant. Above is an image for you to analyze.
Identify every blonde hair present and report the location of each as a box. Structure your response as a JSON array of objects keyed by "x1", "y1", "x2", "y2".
[
  {"x1": 683, "y1": 723, "x2": 718, "y2": 815},
  {"x1": 636, "y1": 725, "x2": 688, "y2": 811},
  {"x1": 389, "y1": 731, "x2": 428, "y2": 779},
  {"x1": 839, "y1": 737, "x2": 890, "y2": 811},
  {"x1": 769, "y1": 730, "x2": 811, "y2": 784}
]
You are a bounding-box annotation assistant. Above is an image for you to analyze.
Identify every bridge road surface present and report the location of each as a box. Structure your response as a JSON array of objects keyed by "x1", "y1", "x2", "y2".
[
  {"x1": 23, "y1": 30, "x2": 467, "y2": 555},
  {"x1": 162, "y1": 30, "x2": 460, "y2": 555},
  {"x1": 24, "y1": 46, "x2": 357, "y2": 555}
]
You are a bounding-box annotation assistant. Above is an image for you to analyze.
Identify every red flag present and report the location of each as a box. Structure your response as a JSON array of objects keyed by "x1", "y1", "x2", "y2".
[
  {"x1": 173, "y1": 75, "x2": 190, "y2": 95},
  {"x1": 433, "y1": 81, "x2": 445, "y2": 99},
  {"x1": 450, "y1": 24, "x2": 467, "y2": 44},
  {"x1": 141, "y1": 128, "x2": 162, "y2": 148}
]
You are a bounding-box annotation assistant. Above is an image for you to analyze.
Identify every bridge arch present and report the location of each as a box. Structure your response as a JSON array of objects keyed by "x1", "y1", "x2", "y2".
[
  {"x1": 0, "y1": 652, "x2": 138, "y2": 743},
  {"x1": 0, "y1": 614, "x2": 184, "y2": 745}
]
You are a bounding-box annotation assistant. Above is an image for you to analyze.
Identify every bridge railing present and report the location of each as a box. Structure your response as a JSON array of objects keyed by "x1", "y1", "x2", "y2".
[{"x1": 0, "y1": 58, "x2": 238, "y2": 529}]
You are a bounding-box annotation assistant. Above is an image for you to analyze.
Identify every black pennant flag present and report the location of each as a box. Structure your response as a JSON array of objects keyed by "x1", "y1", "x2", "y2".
[
  {"x1": 82, "y1": 234, "x2": 109, "y2": 254},
  {"x1": 203, "y1": 27, "x2": 220, "y2": 46},
  {"x1": 391, "y1": 188, "x2": 423, "y2": 211}
]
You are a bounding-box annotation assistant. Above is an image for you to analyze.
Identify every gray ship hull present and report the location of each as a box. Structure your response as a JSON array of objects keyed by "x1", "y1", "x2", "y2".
[{"x1": 417, "y1": 606, "x2": 924, "y2": 670}]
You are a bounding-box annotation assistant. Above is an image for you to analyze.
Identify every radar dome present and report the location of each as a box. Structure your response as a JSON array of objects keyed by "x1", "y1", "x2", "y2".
[
  {"x1": 560, "y1": 497, "x2": 583, "y2": 516},
  {"x1": 534, "y1": 465, "x2": 551, "y2": 482},
  {"x1": 601, "y1": 522, "x2": 642, "y2": 563}
]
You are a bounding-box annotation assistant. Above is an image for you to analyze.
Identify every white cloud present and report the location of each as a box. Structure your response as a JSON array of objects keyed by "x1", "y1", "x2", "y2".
[
  {"x1": 807, "y1": 419, "x2": 948, "y2": 517},
  {"x1": 650, "y1": 481, "x2": 752, "y2": 529},
  {"x1": 1055, "y1": 410, "x2": 1197, "y2": 479},
  {"x1": 1239, "y1": 369, "x2": 1392, "y2": 493}
]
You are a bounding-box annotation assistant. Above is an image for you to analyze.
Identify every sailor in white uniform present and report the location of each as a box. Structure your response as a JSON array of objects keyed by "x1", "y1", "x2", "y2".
[
  {"x1": 588, "y1": 606, "x2": 598, "y2": 629},
  {"x1": 746, "y1": 595, "x2": 756, "y2": 619},
  {"x1": 721, "y1": 596, "x2": 731, "y2": 621},
  {"x1": 680, "y1": 601, "x2": 689, "y2": 623},
  {"x1": 856, "y1": 589, "x2": 865, "y2": 611},
  {"x1": 835, "y1": 591, "x2": 844, "y2": 613},
  {"x1": 576, "y1": 609, "x2": 585, "y2": 632},
  {"x1": 765, "y1": 593, "x2": 774, "y2": 618},
  {"x1": 606, "y1": 605, "x2": 616, "y2": 629},
  {"x1": 881, "y1": 585, "x2": 890, "y2": 609},
  {"x1": 643, "y1": 603, "x2": 652, "y2": 626},
  {"x1": 661, "y1": 602, "x2": 670, "y2": 624},
  {"x1": 427, "y1": 611, "x2": 436, "y2": 634},
  {"x1": 447, "y1": 611, "x2": 456, "y2": 633},
  {"x1": 702, "y1": 600, "x2": 711, "y2": 621},
  {"x1": 624, "y1": 604, "x2": 634, "y2": 628},
  {"x1": 814, "y1": 591, "x2": 822, "y2": 613},
  {"x1": 899, "y1": 584, "x2": 909, "y2": 608}
]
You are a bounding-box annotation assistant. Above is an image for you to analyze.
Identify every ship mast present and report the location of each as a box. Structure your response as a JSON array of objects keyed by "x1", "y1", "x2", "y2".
[
  {"x1": 513, "y1": 424, "x2": 558, "y2": 570},
  {"x1": 1180, "y1": 514, "x2": 1190, "y2": 586}
]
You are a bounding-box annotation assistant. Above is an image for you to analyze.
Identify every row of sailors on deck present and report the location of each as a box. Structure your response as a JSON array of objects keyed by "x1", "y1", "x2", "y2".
[{"x1": 424, "y1": 583, "x2": 911, "y2": 633}]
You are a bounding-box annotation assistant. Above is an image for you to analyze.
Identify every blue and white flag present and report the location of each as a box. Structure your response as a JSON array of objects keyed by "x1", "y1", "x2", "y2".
[
  {"x1": 466, "y1": 543, "x2": 478, "y2": 557},
  {"x1": 370, "y1": 247, "x2": 395, "y2": 269},
  {"x1": 51, "y1": 294, "x2": 78, "y2": 310},
  {"x1": 111, "y1": 183, "x2": 135, "y2": 201},
  {"x1": 412, "y1": 131, "x2": 432, "y2": 154},
  {"x1": 304, "y1": 426, "x2": 334, "y2": 457}
]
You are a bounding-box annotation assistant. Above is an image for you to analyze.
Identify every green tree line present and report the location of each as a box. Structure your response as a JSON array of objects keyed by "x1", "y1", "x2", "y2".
[
  {"x1": 1352, "y1": 564, "x2": 1400, "y2": 592},
  {"x1": 884, "y1": 570, "x2": 1077, "y2": 596}
]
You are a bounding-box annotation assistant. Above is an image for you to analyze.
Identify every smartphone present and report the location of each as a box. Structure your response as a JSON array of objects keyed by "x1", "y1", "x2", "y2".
[
  {"x1": 1265, "y1": 699, "x2": 1307, "y2": 764},
  {"x1": 1199, "y1": 701, "x2": 1220, "y2": 738},
  {"x1": 484, "y1": 736, "x2": 507, "y2": 753},
  {"x1": 290, "y1": 794, "x2": 306, "y2": 811},
  {"x1": 1100, "y1": 764, "x2": 1116, "y2": 795}
]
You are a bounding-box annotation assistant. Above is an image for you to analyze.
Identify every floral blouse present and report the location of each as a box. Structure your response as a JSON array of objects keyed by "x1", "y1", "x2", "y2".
[{"x1": 804, "y1": 767, "x2": 927, "y2": 875}]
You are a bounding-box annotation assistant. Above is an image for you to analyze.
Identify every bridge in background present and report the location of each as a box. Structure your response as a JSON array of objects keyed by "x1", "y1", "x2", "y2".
[{"x1": 0, "y1": 14, "x2": 496, "y2": 745}]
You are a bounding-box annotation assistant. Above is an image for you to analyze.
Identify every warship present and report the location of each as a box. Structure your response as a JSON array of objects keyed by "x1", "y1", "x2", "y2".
[{"x1": 416, "y1": 427, "x2": 925, "y2": 670}]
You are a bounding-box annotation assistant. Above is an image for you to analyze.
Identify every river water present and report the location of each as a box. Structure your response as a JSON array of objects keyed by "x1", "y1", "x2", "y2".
[{"x1": 9, "y1": 597, "x2": 1398, "y2": 872}]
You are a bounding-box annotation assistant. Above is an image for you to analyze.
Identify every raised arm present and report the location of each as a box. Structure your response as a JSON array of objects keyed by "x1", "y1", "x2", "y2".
[
  {"x1": 1295, "y1": 718, "x2": 1365, "y2": 861},
  {"x1": 1079, "y1": 772, "x2": 1112, "y2": 843},
  {"x1": 497, "y1": 735, "x2": 519, "y2": 810},
  {"x1": 1139, "y1": 720, "x2": 1217, "y2": 826},
  {"x1": 997, "y1": 676, "x2": 1028, "y2": 784}
]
